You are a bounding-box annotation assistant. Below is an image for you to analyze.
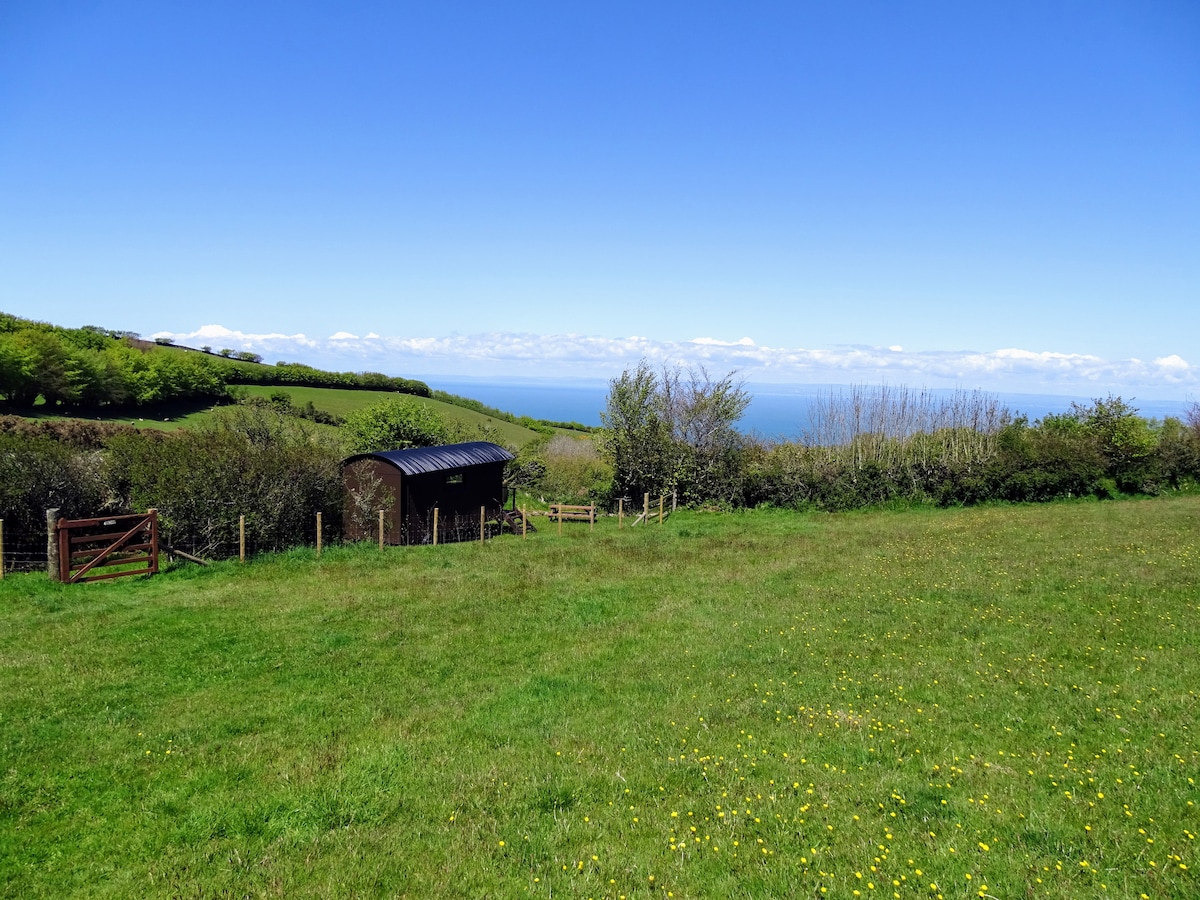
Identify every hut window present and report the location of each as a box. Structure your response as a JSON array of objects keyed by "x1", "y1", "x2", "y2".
[{"x1": 446, "y1": 473, "x2": 464, "y2": 484}]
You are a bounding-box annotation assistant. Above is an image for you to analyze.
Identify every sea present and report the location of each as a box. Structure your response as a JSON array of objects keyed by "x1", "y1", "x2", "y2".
[{"x1": 425, "y1": 376, "x2": 1194, "y2": 440}]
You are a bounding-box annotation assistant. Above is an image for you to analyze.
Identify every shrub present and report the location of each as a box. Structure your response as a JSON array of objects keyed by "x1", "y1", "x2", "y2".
[
  {"x1": 106, "y1": 406, "x2": 343, "y2": 558},
  {"x1": 984, "y1": 419, "x2": 1105, "y2": 502},
  {"x1": 342, "y1": 397, "x2": 452, "y2": 454},
  {"x1": 536, "y1": 435, "x2": 612, "y2": 503},
  {"x1": 0, "y1": 432, "x2": 114, "y2": 569}
]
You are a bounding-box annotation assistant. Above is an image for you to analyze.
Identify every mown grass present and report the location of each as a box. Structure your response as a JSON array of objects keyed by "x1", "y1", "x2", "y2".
[{"x1": 1, "y1": 498, "x2": 1197, "y2": 899}]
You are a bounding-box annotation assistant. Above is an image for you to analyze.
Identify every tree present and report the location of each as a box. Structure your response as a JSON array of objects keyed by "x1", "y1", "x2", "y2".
[
  {"x1": 0, "y1": 331, "x2": 35, "y2": 405},
  {"x1": 660, "y1": 365, "x2": 750, "y2": 503},
  {"x1": 598, "y1": 360, "x2": 750, "y2": 504},
  {"x1": 1069, "y1": 395, "x2": 1157, "y2": 492},
  {"x1": 598, "y1": 361, "x2": 675, "y2": 502},
  {"x1": 342, "y1": 397, "x2": 452, "y2": 453}
]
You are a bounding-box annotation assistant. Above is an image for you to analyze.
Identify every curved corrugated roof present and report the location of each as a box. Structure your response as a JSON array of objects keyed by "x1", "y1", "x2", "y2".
[{"x1": 343, "y1": 441, "x2": 514, "y2": 475}]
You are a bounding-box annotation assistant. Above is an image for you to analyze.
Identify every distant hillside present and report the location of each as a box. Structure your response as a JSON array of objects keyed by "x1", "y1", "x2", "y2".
[
  {"x1": 0, "y1": 312, "x2": 586, "y2": 446},
  {"x1": 235, "y1": 385, "x2": 549, "y2": 447},
  {"x1": 0, "y1": 312, "x2": 430, "y2": 411}
]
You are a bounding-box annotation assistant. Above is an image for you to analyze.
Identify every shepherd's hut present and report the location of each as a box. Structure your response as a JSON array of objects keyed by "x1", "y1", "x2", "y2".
[{"x1": 342, "y1": 441, "x2": 515, "y2": 545}]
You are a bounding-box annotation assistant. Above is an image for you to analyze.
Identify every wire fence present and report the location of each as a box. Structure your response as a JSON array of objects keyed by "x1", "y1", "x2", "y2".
[
  {"x1": 2, "y1": 507, "x2": 523, "y2": 576},
  {"x1": 1, "y1": 495, "x2": 675, "y2": 579},
  {"x1": 1, "y1": 518, "x2": 50, "y2": 576}
]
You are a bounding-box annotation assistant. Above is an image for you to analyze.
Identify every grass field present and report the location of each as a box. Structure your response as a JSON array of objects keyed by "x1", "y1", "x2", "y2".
[
  {"x1": 235, "y1": 385, "x2": 546, "y2": 447},
  {"x1": 1, "y1": 499, "x2": 1197, "y2": 899},
  {"x1": 18, "y1": 397, "x2": 223, "y2": 430},
  {"x1": 19, "y1": 386, "x2": 548, "y2": 446}
]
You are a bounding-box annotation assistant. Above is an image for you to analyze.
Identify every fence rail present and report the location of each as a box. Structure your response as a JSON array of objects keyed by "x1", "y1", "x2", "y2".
[{"x1": 0, "y1": 496, "x2": 675, "y2": 581}]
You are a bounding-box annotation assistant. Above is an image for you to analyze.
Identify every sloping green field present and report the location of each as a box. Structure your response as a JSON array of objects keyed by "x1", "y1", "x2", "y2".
[
  {"x1": 1, "y1": 499, "x2": 1197, "y2": 899},
  {"x1": 18, "y1": 386, "x2": 547, "y2": 446},
  {"x1": 236, "y1": 385, "x2": 546, "y2": 446}
]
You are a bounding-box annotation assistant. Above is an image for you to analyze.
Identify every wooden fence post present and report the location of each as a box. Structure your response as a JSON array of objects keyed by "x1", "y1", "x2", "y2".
[
  {"x1": 618, "y1": 498, "x2": 623, "y2": 529},
  {"x1": 557, "y1": 505, "x2": 563, "y2": 537},
  {"x1": 480, "y1": 506, "x2": 485, "y2": 543},
  {"x1": 148, "y1": 508, "x2": 159, "y2": 575},
  {"x1": 433, "y1": 508, "x2": 439, "y2": 546},
  {"x1": 643, "y1": 493, "x2": 649, "y2": 523},
  {"x1": 47, "y1": 508, "x2": 61, "y2": 582},
  {"x1": 658, "y1": 495, "x2": 664, "y2": 525},
  {"x1": 590, "y1": 504, "x2": 594, "y2": 532},
  {"x1": 316, "y1": 512, "x2": 323, "y2": 556},
  {"x1": 378, "y1": 509, "x2": 385, "y2": 550},
  {"x1": 239, "y1": 515, "x2": 246, "y2": 564}
]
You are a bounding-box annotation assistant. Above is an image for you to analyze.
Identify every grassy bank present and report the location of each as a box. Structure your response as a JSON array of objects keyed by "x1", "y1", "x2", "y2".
[
  {"x1": 15, "y1": 385, "x2": 548, "y2": 446},
  {"x1": 1, "y1": 499, "x2": 1197, "y2": 898}
]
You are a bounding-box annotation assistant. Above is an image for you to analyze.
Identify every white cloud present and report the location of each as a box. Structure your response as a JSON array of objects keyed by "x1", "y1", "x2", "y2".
[
  {"x1": 149, "y1": 325, "x2": 1198, "y2": 396},
  {"x1": 691, "y1": 336, "x2": 757, "y2": 347},
  {"x1": 152, "y1": 325, "x2": 318, "y2": 352},
  {"x1": 1155, "y1": 354, "x2": 1189, "y2": 373}
]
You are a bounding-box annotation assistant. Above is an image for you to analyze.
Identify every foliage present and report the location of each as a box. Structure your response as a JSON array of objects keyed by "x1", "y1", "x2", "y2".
[
  {"x1": 0, "y1": 312, "x2": 431, "y2": 410},
  {"x1": 1069, "y1": 394, "x2": 1159, "y2": 492},
  {"x1": 0, "y1": 414, "x2": 139, "y2": 449},
  {"x1": 660, "y1": 366, "x2": 750, "y2": 504},
  {"x1": 105, "y1": 405, "x2": 343, "y2": 557},
  {"x1": 742, "y1": 390, "x2": 1200, "y2": 511},
  {"x1": 0, "y1": 432, "x2": 114, "y2": 552},
  {"x1": 514, "y1": 434, "x2": 613, "y2": 502},
  {"x1": 238, "y1": 360, "x2": 430, "y2": 396},
  {"x1": 981, "y1": 416, "x2": 1107, "y2": 502},
  {"x1": 597, "y1": 361, "x2": 679, "y2": 501},
  {"x1": 341, "y1": 396, "x2": 453, "y2": 453},
  {"x1": 598, "y1": 362, "x2": 752, "y2": 505},
  {"x1": 1158, "y1": 414, "x2": 1200, "y2": 488},
  {"x1": 239, "y1": 390, "x2": 344, "y2": 425}
]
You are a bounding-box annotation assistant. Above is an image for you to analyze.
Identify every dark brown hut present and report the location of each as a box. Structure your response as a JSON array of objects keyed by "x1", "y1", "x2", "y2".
[{"x1": 341, "y1": 441, "x2": 514, "y2": 545}]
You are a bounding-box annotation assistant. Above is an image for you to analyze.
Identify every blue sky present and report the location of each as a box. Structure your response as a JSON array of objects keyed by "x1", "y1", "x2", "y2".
[{"x1": 2, "y1": 1, "x2": 1198, "y2": 396}]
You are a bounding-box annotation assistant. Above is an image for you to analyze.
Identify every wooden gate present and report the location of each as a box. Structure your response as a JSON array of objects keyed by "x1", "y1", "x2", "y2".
[{"x1": 57, "y1": 511, "x2": 159, "y2": 584}]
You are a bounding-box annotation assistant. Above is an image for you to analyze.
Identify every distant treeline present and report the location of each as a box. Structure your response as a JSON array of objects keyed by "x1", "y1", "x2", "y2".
[{"x1": 0, "y1": 313, "x2": 430, "y2": 409}]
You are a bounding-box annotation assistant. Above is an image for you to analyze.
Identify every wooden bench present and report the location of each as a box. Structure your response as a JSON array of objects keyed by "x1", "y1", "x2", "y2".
[{"x1": 548, "y1": 504, "x2": 595, "y2": 528}]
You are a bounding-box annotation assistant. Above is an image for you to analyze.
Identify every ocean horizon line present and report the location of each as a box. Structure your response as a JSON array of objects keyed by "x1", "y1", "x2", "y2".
[{"x1": 420, "y1": 376, "x2": 1194, "y2": 438}]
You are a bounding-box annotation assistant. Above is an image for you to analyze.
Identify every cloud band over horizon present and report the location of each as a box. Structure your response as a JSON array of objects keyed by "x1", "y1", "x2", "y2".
[{"x1": 154, "y1": 324, "x2": 1197, "y2": 398}]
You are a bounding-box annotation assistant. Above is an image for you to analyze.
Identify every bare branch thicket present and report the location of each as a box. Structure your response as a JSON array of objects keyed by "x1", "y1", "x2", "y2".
[
  {"x1": 544, "y1": 434, "x2": 598, "y2": 459},
  {"x1": 802, "y1": 384, "x2": 1011, "y2": 473},
  {"x1": 658, "y1": 364, "x2": 751, "y2": 503},
  {"x1": 1185, "y1": 401, "x2": 1200, "y2": 432}
]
